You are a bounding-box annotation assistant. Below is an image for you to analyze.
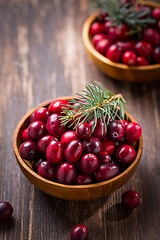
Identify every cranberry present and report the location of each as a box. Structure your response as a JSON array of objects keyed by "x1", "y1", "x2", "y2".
[
  {"x1": 64, "y1": 140, "x2": 83, "y2": 162},
  {"x1": 28, "y1": 121, "x2": 46, "y2": 141},
  {"x1": 89, "y1": 118, "x2": 107, "y2": 140},
  {"x1": 76, "y1": 122, "x2": 91, "y2": 139},
  {"x1": 33, "y1": 107, "x2": 50, "y2": 123},
  {"x1": 0, "y1": 202, "x2": 13, "y2": 221},
  {"x1": 152, "y1": 8, "x2": 160, "y2": 20},
  {"x1": 46, "y1": 140, "x2": 63, "y2": 164},
  {"x1": 142, "y1": 28, "x2": 160, "y2": 46},
  {"x1": 153, "y1": 47, "x2": 160, "y2": 63},
  {"x1": 92, "y1": 33, "x2": 107, "y2": 47},
  {"x1": 19, "y1": 140, "x2": 37, "y2": 160},
  {"x1": 61, "y1": 131, "x2": 79, "y2": 147},
  {"x1": 71, "y1": 224, "x2": 89, "y2": 240},
  {"x1": 116, "y1": 145, "x2": 136, "y2": 164},
  {"x1": 99, "y1": 10, "x2": 108, "y2": 21},
  {"x1": 108, "y1": 120, "x2": 124, "y2": 141},
  {"x1": 90, "y1": 22, "x2": 104, "y2": 36},
  {"x1": 137, "y1": 56, "x2": 150, "y2": 66},
  {"x1": 29, "y1": 112, "x2": 35, "y2": 123},
  {"x1": 101, "y1": 137, "x2": 115, "y2": 155},
  {"x1": 22, "y1": 128, "x2": 29, "y2": 141},
  {"x1": 157, "y1": 20, "x2": 160, "y2": 32},
  {"x1": 122, "y1": 190, "x2": 140, "y2": 208},
  {"x1": 56, "y1": 162, "x2": 76, "y2": 184},
  {"x1": 122, "y1": 51, "x2": 137, "y2": 66},
  {"x1": 37, "y1": 135, "x2": 56, "y2": 154},
  {"x1": 107, "y1": 27, "x2": 117, "y2": 42},
  {"x1": 75, "y1": 174, "x2": 93, "y2": 185},
  {"x1": 106, "y1": 44, "x2": 123, "y2": 62},
  {"x1": 103, "y1": 20, "x2": 113, "y2": 32},
  {"x1": 98, "y1": 152, "x2": 111, "y2": 164},
  {"x1": 115, "y1": 23, "x2": 130, "y2": 40},
  {"x1": 32, "y1": 157, "x2": 46, "y2": 172},
  {"x1": 134, "y1": 41, "x2": 153, "y2": 57},
  {"x1": 116, "y1": 40, "x2": 135, "y2": 51},
  {"x1": 95, "y1": 38, "x2": 112, "y2": 55},
  {"x1": 48, "y1": 99, "x2": 70, "y2": 114},
  {"x1": 118, "y1": 120, "x2": 128, "y2": 127},
  {"x1": 80, "y1": 153, "x2": 99, "y2": 174},
  {"x1": 46, "y1": 113, "x2": 67, "y2": 138},
  {"x1": 95, "y1": 163, "x2": 119, "y2": 182},
  {"x1": 115, "y1": 137, "x2": 127, "y2": 149},
  {"x1": 83, "y1": 137, "x2": 102, "y2": 155},
  {"x1": 138, "y1": 5, "x2": 152, "y2": 19},
  {"x1": 125, "y1": 122, "x2": 142, "y2": 142},
  {"x1": 38, "y1": 161, "x2": 56, "y2": 181}
]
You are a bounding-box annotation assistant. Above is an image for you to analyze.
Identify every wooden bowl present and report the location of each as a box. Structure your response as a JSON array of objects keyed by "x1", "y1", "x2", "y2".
[
  {"x1": 82, "y1": 1, "x2": 160, "y2": 82},
  {"x1": 13, "y1": 97, "x2": 143, "y2": 200}
]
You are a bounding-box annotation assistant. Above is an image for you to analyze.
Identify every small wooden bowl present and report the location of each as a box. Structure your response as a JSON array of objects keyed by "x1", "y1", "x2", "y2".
[
  {"x1": 13, "y1": 97, "x2": 143, "y2": 200},
  {"x1": 82, "y1": 1, "x2": 160, "y2": 82}
]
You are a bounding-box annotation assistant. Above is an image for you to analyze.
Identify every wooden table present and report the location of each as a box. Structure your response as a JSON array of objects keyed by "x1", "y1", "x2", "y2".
[{"x1": 0, "y1": 0, "x2": 159, "y2": 239}]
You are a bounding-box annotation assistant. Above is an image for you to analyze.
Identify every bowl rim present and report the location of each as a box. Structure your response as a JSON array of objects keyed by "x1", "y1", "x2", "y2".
[
  {"x1": 13, "y1": 96, "x2": 143, "y2": 189},
  {"x1": 82, "y1": 0, "x2": 160, "y2": 71}
]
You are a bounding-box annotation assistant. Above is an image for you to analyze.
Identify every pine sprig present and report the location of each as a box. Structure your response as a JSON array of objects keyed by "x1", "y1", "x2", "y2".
[{"x1": 60, "y1": 81, "x2": 128, "y2": 134}]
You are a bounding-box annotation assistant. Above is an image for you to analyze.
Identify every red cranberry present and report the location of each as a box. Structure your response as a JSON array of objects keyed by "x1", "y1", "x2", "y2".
[
  {"x1": 116, "y1": 145, "x2": 136, "y2": 164},
  {"x1": 116, "y1": 40, "x2": 135, "y2": 51},
  {"x1": 103, "y1": 20, "x2": 113, "y2": 32},
  {"x1": 122, "y1": 190, "x2": 140, "y2": 208},
  {"x1": 71, "y1": 224, "x2": 89, "y2": 240},
  {"x1": 61, "y1": 131, "x2": 79, "y2": 147},
  {"x1": 38, "y1": 161, "x2": 56, "y2": 181},
  {"x1": 64, "y1": 140, "x2": 83, "y2": 162},
  {"x1": 115, "y1": 23, "x2": 131, "y2": 40},
  {"x1": 138, "y1": 5, "x2": 152, "y2": 19},
  {"x1": 28, "y1": 121, "x2": 46, "y2": 141},
  {"x1": 75, "y1": 174, "x2": 93, "y2": 185},
  {"x1": 122, "y1": 51, "x2": 137, "y2": 66},
  {"x1": 125, "y1": 122, "x2": 142, "y2": 142},
  {"x1": 153, "y1": 47, "x2": 160, "y2": 63},
  {"x1": 107, "y1": 27, "x2": 117, "y2": 42},
  {"x1": 56, "y1": 162, "x2": 76, "y2": 184},
  {"x1": 83, "y1": 137, "x2": 102, "y2": 155},
  {"x1": 89, "y1": 118, "x2": 107, "y2": 140},
  {"x1": 80, "y1": 153, "x2": 99, "y2": 174},
  {"x1": 48, "y1": 99, "x2": 70, "y2": 114},
  {"x1": 37, "y1": 135, "x2": 56, "y2": 154},
  {"x1": 29, "y1": 112, "x2": 35, "y2": 123},
  {"x1": 95, "y1": 163, "x2": 119, "y2": 182},
  {"x1": 157, "y1": 20, "x2": 160, "y2": 32},
  {"x1": 118, "y1": 120, "x2": 128, "y2": 127},
  {"x1": 76, "y1": 122, "x2": 91, "y2": 139},
  {"x1": 106, "y1": 44, "x2": 123, "y2": 62},
  {"x1": 98, "y1": 152, "x2": 111, "y2": 164},
  {"x1": 134, "y1": 41, "x2": 153, "y2": 57},
  {"x1": 92, "y1": 33, "x2": 107, "y2": 47},
  {"x1": 95, "y1": 39, "x2": 112, "y2": 55},
  {"x1": 102, "y1": 137, "x2": 115, "y2": 155},
  {"x1": 142, "y1": 28, "x2": 160, "y2": 46},
  {"x1": 32, "y1": 157, "x2": 46, "y2": 173},
  {"x1": 22, "y1": 128, "x2": 29, "y2": 141},
  {"x1": 115, "y1": 137, "x2": 127, "y2": 149},
  {"x1": 33, "y1": 107, "x2": 50, "y2": 123},
  {"x1": 46, "y1": 140, "x2": 63, "y2": 164},
  {"x1": 108, "y1": 120, "x2": 124, "y2": 141},
  {"x1": 90, "y1": 22, "x2": 104, "y2": 36},
  {"x1": 99, "y1": 10, "x2": 108, "y2": 21},
  {"x1": 46, "y1": 113, "x2": 67, "y2": 138},
  {"x1": 137, "y1": 56, "x2": 150, "y2": 66},
  {"x1": 19, "y1": 140, "x2": 37, "y2": 160},
  {"x1": 0, "y1": 202, "x2": 13, "y2": 221},
  {"x1": 152, "y1": 8, "x2": 160, "y2": 20}
]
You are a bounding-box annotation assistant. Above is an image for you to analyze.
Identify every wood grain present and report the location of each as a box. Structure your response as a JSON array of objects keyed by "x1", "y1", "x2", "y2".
[{"x1": 0, "y1": 0, "x2": 159, "y2": 239}]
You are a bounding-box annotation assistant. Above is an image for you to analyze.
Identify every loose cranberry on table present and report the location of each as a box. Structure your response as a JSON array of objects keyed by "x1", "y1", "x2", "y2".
[
  {"x1": 46, "y1": 140, "x2": 63, "y2": 164},
  {"x1": 46, "y1": 113, "x2": 67, "y2": 138},
  {"x1": 90, "y1": 22, "x2": 105, "y2": 36},
  {"x1": 37, "y1": 135, "x2": 56, "y2": 154},
  {"x1": 56, "y1": 162, "x2": 76, "y2": 184},
  {"x1": 95, "y1": 38, "x2": 112, "y2": 55},
  {"x1": 89, "y1": 118, "x2": 107, "y2": 140},
  {"x1": 32, "y1": 157, "x2": 46, "y2": 173},
  {"x1": 95, "y1": 163, "x2": 119, "y2": 182},
  {"x1": 0, "y1": 202, "x2": 13, "y2": 221},
  {"x1": 98, "y1": 152, "x2": 111, "y2": 164},
  {"x1": 122, "y1": 190, "x2": 140, "y2": 208},
  {"x1": 108, "y1": 120, "x2": 124, "y2": 141},
  {"x1": 115, "y1": 23, "x2": 131, "y2": 40},
  {"x1": 48, "y1": 99, "x2": 70, "y2": 114},
  {"x1": 134, "y1": 41, "x2": 153, "y2": 57},
  {"x1": 64, "y1": 140, "x2": 83, "y2": 163},
  {"x1": 75, "y1": 174, "x2": 93, "y2": 185},
  {"x1": 31, "y1": 107, "x2": 50, "y2": 123},
  {"x1": 106, "y1": 44, "x2": 123, "y2": 62},
  {"x1": 152, "y1": 8, "x2": 160, "y2": 20},
  {"x1": 116, "y1": 145, "x2": 136, "y2": 164},
  {"x1": 153, "y1": 47, "x2": 160, "y2": 63},
  {"x1": 83, "y1": 137, "x2": 102, "y2": 155},
  {"x1": 19, "y1": 140, "x2": 37, "y2": 160},
  {"x1": 22, "y1": 128, "x2": 29, "y2": 142},
  {"x1": 38, "y1": 161, "x2": 56, "y2": 181},
  {"x1": 142, "y1": 28, "x2": 160, "y2": 46},
  {"x1": 125, "y1": 122, "x2": 142, "y2": 142},
  {"x1": 61, "y1": 131, "x2": 79, "y2": 147},
  {"x1": 80, "y1": 153, "x2": 99, "y2": 175},
  {"x1": 71, "y1": 224, "x2": 89, "y2": 240},
  {"x1": 122, "y1": 51, "x2": 137, "y2": 66},
  {"x1": 137, "y1": 56, "x2": 150, "y2": 66},
  {"x1": 116, "y1": 40, "x2": 135, "y2": 51},
  {"x1": 28, "y1": 121, "x2": 46, "y2": 141},
  {"x1": 92, "y1": 33, "x2": 107, "y2": 47},
  {"x1": 76, "y1": 122, "x2": 91, "y2": 139},
  {"x1": 101, "y1": 137, "x2": 116, "y2": 155}
]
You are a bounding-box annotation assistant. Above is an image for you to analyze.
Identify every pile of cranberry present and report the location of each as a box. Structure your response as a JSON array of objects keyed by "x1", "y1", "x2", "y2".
[
  {"x1": 19, "y1": 99, "x2": 142, "y2": 185},
  {"x1": 90, "y1": 6, "x2": 160, "y2": 66}
]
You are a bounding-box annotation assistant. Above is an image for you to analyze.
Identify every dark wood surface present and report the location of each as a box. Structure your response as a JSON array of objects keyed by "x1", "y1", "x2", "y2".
[{"x1": 0, "y1": 0, "x2": 159, "y2": 239}]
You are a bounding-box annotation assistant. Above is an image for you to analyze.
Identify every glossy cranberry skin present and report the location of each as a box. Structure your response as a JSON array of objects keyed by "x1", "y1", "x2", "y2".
[
  {"x1": 95, "y1": 163, "x2": 119, "y2": 182},
  {"x1": 61, "y1": 131, "x2": 79, "y2": 147},
  {"x1": 37, "y1": 135, "x2": 56, "y2": 154},
  {"x1": 116, "y1": 145, "x2": 136, "y2": 164},
  {"x1": 80, "y1": 153, "x2": 99, "y2": 174},
  {"x1": 98, "y1": 152, "x2": 111, "y2": 164},
  {"x1": 103, "y1": 20, "x2": 113, "y2": 32},
  {"x1": 46, "y1": 113, "x2": 67, "y2": 138},
  {"x1": 22, "y1": 128, "x2": 29, "y2": 142},
  {"x1": 143, "y1": 28, "x2": 160, "y2": 46},
  {"x1": 48, "y1": 99, "x2": 70, "y2": 114},
  {"x1": 106, "y1": 44, "x2": 123, "y2": 62},
  {"x1": 134, "y1": 41, "x2": 153, "y2": 57},
  {"x1": 64, "y1": 140, "x2": 83, "y2": 162},
  {"x1": 75, "y1": 174, "x2": 93, "y2": 185},
  {"x1": 33, "y1": 107, "x2": 50, "y2": 123},
  {"x1": 19, "y1": 140, "x2": 37, "y2": 160},
  {"x1": 0, "y1": 202, "x2": 13, "y2": 221},
  {"x1": 107, "y1": 27, "x2": 117, "y2": 42},
  {"x1": 152, "y1": 8, "x2": 160, "y2": 20},
  {"x1": 102, "y1": 137, "x2": 115, "y2": 155},
  {"x1": 29, "y1": 112, "x2": 35, "y2": 123},
  {"x1": 89, "y1": 119, "x2": 107, "y2": 140},
  {"x1": 46, "y1": 140, "x2": 63, "y2": 164},
  {"x1": 153, "y1": 47, "x2": 160, "y2": 63},
  {"x1": 108, "y1": 120, "x2": 124, "y2": 141},
  {"x1": 83, "y1": 137, "x2": 102, "y2": 155},
  {"x1": 137, "y1": 56, "x2": 150, "y2": 66},
  {"x1": 115, "y1": 23, "x2": 130, "y2": 40},
  {"x1": 71, "y1": 224, "x2": 89, "y2": 240},
  {"x1": 122, "y1": 51, "x2": 137, "y2": 66},
  {"x1": 116, "y1": 40, "x2": 135, "y2": 51},
  {"x1": 122, "y1": 190, "x2": 140, "y2": 208},
  {"x1": 90, "y1": 22, "x2": 104, "y2": 37},
  {"x1": 76, "y1": 122, "x2": 91, "y2": 139},
  {"x1": 56, "y1": 162, "x2": 76, "y2": 184},
  {"x1": 92, "y1": 33, "x2": 107, "y2": 47},
  {"x1": 95, "y1": 39, "x2": 112, "y2": 55},
  {"x1": 32, "y1": 157, "x2": 46, "y2": 173},
  {"x1": 118, "y1": 120, "x2": 128, "y2": 127},
  {"x1": 28, "y1": 121, "x2": 46, "y2": 141},
  {"x1": 125, "y1": 122, "x2": 142, "y2": 142},
  {"x1": 99, "y1": 10, "x2": 108, "y2": 21},
  {"x1": 38, "y1": 161, "x2": 56, "y2": 181}
]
